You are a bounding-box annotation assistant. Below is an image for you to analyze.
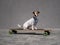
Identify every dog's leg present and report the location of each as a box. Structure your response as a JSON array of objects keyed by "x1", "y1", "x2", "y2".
[
  {"x1": 34, "y1": 27, "x2": 37, "y2": 30},
  {"x1": 32, "y1": 25, "x2": 34, "y2": 30},
  {"x1": 23, "y1": 25, "x2": 29, "y2": 30}
]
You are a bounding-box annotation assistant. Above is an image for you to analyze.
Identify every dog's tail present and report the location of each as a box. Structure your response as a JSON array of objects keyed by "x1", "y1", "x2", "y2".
[
  {"x1": 17, "y1": 24, "x2": 23, "y2": 30},
  {"x1": 17, "y1": 24, "x2": 22, "y2": 28}
]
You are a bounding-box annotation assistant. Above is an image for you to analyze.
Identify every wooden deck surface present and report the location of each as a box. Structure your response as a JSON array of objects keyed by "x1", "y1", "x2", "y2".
[{"x1": 10, "y1": 28, "x2": 51, "y2": 34}]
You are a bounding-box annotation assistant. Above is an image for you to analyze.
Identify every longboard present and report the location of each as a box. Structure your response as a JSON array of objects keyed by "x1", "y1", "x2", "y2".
[{"x1": 9, "y1": 28, "x2": 51, "y2": 36}]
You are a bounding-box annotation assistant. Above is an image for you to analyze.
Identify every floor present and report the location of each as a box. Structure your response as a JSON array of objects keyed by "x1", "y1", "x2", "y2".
[{"x1": 0, "y1": 29, "x2": 60, "y2": 45}]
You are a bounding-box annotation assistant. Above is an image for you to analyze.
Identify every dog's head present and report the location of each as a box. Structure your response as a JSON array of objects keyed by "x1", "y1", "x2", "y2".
[{"x1": 33, "y1": 10, "x2": 40, "y2": 16}]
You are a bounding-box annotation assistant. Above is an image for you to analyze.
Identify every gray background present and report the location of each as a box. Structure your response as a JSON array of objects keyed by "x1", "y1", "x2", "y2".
[
  {"x1": 0, "y1": 0, "x2": 60, "y2": 29},
  {"x1": 0, "y1": 0, "x2": 60, "y2": 45}
]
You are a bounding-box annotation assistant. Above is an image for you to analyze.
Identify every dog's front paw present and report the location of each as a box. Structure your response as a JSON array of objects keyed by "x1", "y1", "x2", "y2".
[
  {"x1": 35, "y1": 27, "x2": 37, "y2": 30},
  {"x1": 32, "y1": 28, "x2": 34, "y2": 30}
]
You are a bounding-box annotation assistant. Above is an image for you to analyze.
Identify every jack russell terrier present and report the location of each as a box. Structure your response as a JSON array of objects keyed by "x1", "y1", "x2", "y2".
[{"x1": 18, "y1": 10, "x2": 40, "y2": 30}]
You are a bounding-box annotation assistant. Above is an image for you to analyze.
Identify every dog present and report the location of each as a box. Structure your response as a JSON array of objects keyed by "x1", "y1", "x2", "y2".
[{"x1": 18, "y1": 10, "x2": 40, "y2": 30}]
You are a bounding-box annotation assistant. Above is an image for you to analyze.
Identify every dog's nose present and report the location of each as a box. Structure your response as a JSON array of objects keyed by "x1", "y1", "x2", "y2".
[{"x1": 34, "y1": 15, "x2": 38, "y2": 16}]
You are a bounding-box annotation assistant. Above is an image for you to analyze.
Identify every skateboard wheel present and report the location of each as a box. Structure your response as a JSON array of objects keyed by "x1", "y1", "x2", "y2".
[
  {"x1": 9, "y1": 30, "x2": 13, "y2": 34},
  {"x1": 12, "y1": 30, "x2": 17, "y2": 34},
  {"x1": 44, "y1": 30, "x2": 50, "y2": 36},
  {"x1": 9, "y1": 30, "x2": 17, "y2": 34}
]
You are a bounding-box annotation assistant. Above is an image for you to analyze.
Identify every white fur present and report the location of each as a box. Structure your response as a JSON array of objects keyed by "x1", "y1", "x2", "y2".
[
  {"x1": 18, "y1": 17, "x2": 38, "y2": 30},
  {"x1": 17, "y1": 24, "x2": 21, "y2": 28},
  {"x1": 23, "y1": 18, "x2": 35, "y2": 30}
]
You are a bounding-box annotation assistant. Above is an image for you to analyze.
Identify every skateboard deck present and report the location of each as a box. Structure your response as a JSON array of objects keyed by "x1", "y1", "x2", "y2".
[{"x1": 9, "y1": 28, "x2": 51, "y2": 36}]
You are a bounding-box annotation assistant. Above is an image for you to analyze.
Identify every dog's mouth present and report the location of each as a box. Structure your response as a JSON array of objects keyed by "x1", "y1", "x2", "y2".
[{"x1": 34, "y1": 15, "x2": 37, "y2": 16}]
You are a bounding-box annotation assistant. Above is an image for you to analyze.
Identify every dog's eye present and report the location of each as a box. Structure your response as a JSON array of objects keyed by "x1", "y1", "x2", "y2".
[{"x1": 38, "y1": 11, "x2": 40, "y2": 14}]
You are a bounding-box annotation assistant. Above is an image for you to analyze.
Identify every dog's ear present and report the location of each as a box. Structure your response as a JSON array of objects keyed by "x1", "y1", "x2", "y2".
[
  {"x1": 37, "y1": 11, "x2": 40, "y2": 14},
  {"x1": 32, "y1": 11, "x2": 35, "y2": 14}
]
